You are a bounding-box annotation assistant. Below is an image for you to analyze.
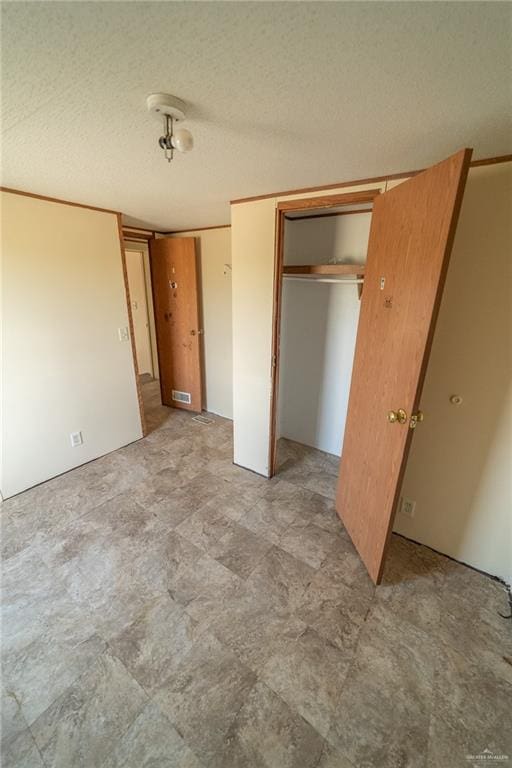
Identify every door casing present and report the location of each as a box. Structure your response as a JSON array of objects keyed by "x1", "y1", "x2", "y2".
[{"x1": 268, "y1": 189, "x2": 382, "y2": 475}]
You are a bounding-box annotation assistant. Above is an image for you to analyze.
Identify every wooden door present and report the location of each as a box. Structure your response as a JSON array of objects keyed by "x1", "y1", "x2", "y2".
[
  {"x1": 125, "y1": 249, "x2": 153, "y2": 376},
  {"x1": 336, "y1": 148, "x2": 472, "y2": 584},
  {"x1": 149, "y1": 237, "x2": 203, "y2": 412}
]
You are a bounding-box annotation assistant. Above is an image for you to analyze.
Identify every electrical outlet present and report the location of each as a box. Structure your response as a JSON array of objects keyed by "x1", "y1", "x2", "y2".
[
  {"x1": 118, "y1": 326, "x2": 129, "y2": 342},
  {"x1": 70, "y1": 431, "x2": 83, "y2": 448},
  {"x1": 400, "y1": 497, "x2": 416, "y2": 519}
]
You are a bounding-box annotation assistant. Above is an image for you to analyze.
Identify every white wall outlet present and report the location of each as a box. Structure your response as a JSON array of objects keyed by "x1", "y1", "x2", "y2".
[
  {"x1": 400, "y1": 497, "x2": 416, "y2": 518},
  {"x1": 118, "y1": 326, "x2": 129, "y2": 342},
  {"x1": 70, "y1": 431, "x2": 83, "y2": 448}
]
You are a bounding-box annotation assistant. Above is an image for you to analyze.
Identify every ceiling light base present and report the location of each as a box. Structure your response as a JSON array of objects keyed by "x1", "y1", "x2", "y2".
[{"x1": 146, "y1": 93, "x2": 186, "y2": 121}]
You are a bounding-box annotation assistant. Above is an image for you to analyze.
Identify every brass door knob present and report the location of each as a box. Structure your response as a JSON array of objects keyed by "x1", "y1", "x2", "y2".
[
  {"x1": 388, "y1": 409, "x2": 407, "y2": 424},
  {"x1": 409, "y1": 411, "x2": 424, "y2": 429}
]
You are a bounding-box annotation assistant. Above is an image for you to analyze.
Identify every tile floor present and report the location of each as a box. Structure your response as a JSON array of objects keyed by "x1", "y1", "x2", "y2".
[{"x1": 1, "y1": 380, "x2": 511, "y2": 767}]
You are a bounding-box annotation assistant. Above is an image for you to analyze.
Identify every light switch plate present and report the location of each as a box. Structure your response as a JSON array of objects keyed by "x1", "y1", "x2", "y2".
[
  {"x1": 118, "y1": 327, "x2": 129, "y2": 342},
  {"x1": 70, "y1": 431, "x2": 83, "y2": 447}
]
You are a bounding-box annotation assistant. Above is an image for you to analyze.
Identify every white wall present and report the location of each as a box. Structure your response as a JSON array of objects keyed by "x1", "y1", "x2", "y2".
[
  {"x1": 395, "y1": 162, "x2": 512, "y2": 583},
  {"x1": 171, "y1": 228, "x2": 232, "y2": 419},
  {"x1": 278, "y1": 214, "x2": 371, "y2": 454},
  {"x1": 1, "y1": 192, "x2": 143, "y2": 498}
]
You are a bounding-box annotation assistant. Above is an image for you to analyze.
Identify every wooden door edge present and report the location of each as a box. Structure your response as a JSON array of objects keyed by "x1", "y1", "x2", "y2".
[
  {"x1": 268, "y1": 206, "x2": 285, "y2": 477},
  {"x1": 117, "y1": 213, "x2": 147, "y2": 437}
]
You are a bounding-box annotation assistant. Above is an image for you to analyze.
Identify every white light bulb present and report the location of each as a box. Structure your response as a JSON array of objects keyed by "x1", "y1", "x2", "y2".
[{"x1": 172, "y1": 128, "x2": 194, "y2": 153}]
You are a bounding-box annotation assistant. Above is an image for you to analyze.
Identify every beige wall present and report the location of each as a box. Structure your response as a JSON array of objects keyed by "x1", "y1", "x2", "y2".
[
  {"x1": 395, "y1": 162, "x2": 512, "y2": 583},
  {"x1": 1, "y1": 192, "x2": 143, "y2": 498},
  {"x1": 170, "y1": 228, "x2": 233, "y2": 419}
]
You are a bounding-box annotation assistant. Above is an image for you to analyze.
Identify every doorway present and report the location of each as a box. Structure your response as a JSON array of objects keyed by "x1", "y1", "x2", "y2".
[
  {"x1": 125, "y1": 248, "x2": 154, "y2": 378},
  {"x1": 122, "y1": 237, "x2": 163, "y2": 433},
  {"x1": 270, "y1": 190, "x2": 378, "y2": 484},
  {"x1": 274, "y1": 203, "x2": 374, "y2": 500},
  {"x1": 123, "y1": 234, "x2": 205, "y2": 432}
]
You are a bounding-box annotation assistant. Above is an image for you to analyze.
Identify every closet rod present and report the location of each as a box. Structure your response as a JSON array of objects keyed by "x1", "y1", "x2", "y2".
[{"x1": 283, "y1": 276, "x2": 364, "y2": 284}]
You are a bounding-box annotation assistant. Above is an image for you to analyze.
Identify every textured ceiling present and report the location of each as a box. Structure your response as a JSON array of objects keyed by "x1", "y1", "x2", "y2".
[{"x1": 1, "y1": 2, "x2": 511, "y2": 230}]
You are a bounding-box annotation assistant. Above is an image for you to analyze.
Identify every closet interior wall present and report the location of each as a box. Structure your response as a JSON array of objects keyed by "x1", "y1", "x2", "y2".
[{"x1": 277, "y1": 210, "x2": 371, "y2": 459}]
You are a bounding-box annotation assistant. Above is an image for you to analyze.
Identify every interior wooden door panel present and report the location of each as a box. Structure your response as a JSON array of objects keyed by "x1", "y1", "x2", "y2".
[
  {"x1": 150, "y1": 237, "x2": 203, "y2": 412},
  {"x1": 336, "y1": 148, "x2": 472, "y2": 584}
]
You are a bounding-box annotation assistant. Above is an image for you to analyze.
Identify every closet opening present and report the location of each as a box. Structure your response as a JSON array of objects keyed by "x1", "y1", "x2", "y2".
[{"x1": 269, "y1": 190, "x2": 379, "y2": 493}]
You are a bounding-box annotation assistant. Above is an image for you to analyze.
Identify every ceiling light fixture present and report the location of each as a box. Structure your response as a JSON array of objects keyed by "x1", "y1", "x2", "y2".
[{"x1": 146, "y1": 93, "x2": 194, "y2": 164}]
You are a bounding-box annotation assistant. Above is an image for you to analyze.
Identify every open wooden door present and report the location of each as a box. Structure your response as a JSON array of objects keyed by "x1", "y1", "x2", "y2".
[
  {"x1": 149, "y1": 237, "x2": 203, "y2": 412},
  {"x1": 336, "y1": 148, "x2": 472, "y2": 584}
]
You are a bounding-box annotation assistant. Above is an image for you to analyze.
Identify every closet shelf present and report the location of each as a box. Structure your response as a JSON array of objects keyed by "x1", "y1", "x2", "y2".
[{"x1": 283, "y1": 264, "x2": 365, "y2": 276}]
